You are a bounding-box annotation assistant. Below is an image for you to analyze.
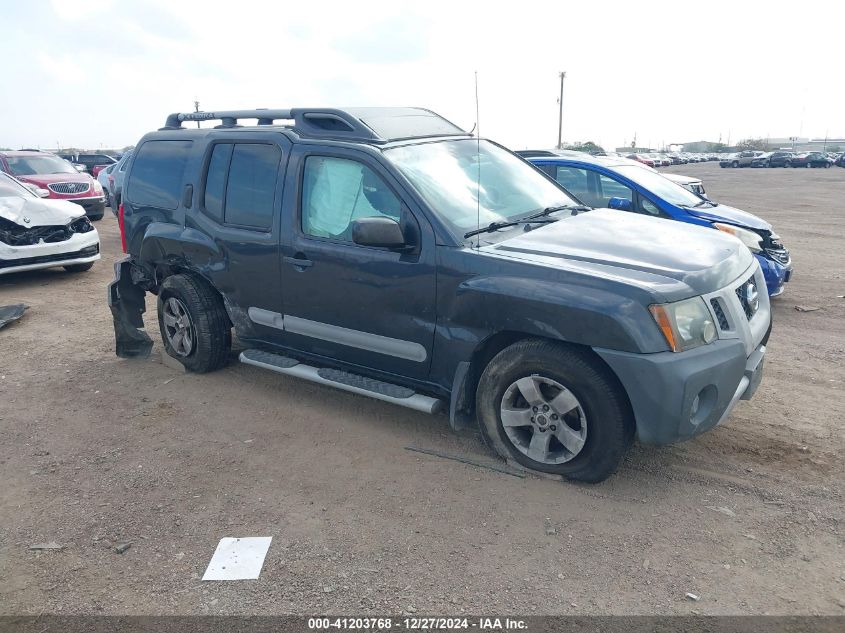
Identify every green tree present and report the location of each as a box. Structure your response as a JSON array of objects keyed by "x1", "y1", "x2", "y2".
[{"x1": 565, "y1": 141, "x2": 605, "y2": 154}]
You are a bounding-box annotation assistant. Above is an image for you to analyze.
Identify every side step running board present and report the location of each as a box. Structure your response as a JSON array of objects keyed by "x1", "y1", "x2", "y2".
[{"x1": 239, "y1": 349, "x2": 443, "y2": 415}]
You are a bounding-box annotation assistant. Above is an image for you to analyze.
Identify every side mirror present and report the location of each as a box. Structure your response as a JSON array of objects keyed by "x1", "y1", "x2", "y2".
[
  {"x1": 607, "y1": 197, "x2": 633, "y2": 211},
  {"x1": 74, "y1": 164, "x2": 87, "y2": 172},
  {"x1": 351, "y1": 216, "x2": 406, "y2": 249}
]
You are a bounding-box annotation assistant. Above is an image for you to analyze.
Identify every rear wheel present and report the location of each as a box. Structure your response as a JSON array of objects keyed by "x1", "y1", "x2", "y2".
[
  {"x1": 157, "y1": 274, "x2": 231, "y2": 373},
  {"x1": 784, "y1": 161, "x2": 791, "y2": 168},
  {"x1": 476, "y1": 339, "x2": 633, "y2": 483},
  {"x1": 64, "y1": 262, "x2": 94, "y2": 273},
  {"x1": 732, "y1": 160, "x2": 739, "y2": 168}
]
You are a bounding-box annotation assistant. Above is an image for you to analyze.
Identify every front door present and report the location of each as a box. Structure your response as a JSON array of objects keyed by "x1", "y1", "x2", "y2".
[{"x1": 278, "y1": 148, "x2": 437, "y2": 380}]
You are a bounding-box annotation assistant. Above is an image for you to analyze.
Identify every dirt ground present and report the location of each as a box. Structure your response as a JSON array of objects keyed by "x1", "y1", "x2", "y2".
[{"x1": 0, "y1": 163, "x2": 843, "y2": 616}]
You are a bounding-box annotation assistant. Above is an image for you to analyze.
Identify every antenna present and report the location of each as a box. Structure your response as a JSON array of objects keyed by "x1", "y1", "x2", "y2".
[{"x1": 474, "y1": 70, "x2": 481, "y2": 249}]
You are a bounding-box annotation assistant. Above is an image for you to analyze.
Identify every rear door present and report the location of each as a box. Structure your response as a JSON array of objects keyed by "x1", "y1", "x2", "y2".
[
  {"x1": 185, "y1": 137, "x2": 289, "y2": 343},
  {"x1": 277, "y1": 146, "x2": 437, "y2": 380}
]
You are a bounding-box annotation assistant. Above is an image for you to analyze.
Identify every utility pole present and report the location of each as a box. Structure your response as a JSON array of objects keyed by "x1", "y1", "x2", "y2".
[
  {"x1": 194, "y1": 98, "x2": 201, "y2": 129},
  {"x1": 556, "y1": 71, "x2": 566, "y2": 149},
  {"x1": 824, "y1": 130, "x2": 828, "y2": 152}
]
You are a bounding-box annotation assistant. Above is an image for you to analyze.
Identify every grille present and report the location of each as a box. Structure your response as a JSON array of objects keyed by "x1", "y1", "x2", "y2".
[
  {"x1": 48, "y1": 182, "x2": 90, "y2": 195},
  {"x1": 764, "y1": 247, "x2": 791, "y2": 266},
  {"x1": 0, "y1": 217, "x2": 72, "y2": 246},
  {"x1": 735, "y1": 275, "x2": 759, "y2": 321},
  {"x1": 710, "y1": 298, "x2": 730, "y2": 330}
]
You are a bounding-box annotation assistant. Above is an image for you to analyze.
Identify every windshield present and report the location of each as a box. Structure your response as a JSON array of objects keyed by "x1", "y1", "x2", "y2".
[
  {"x1": 6, "y1": 154, "x2": 77, "y2": 176},
  {"x1": 614, "y1": 164, "x2": 707, "y2": 207},
  {"x1": 0, "y1": 173, "x2": 36, "y2": 198},
  {"x1": 385, "y1": 139, "x2": 575, "y2": 235}
]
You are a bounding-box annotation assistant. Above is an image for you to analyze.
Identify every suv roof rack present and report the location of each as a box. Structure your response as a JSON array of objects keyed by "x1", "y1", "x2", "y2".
[{"x1": 160, "y1": 107, "x2": 469, "y2": 144}]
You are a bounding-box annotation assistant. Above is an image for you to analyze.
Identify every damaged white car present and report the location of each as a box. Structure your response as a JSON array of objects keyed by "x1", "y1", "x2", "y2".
[{"x1": 0, "y1": 173, "x2": 100, "y2": 275}]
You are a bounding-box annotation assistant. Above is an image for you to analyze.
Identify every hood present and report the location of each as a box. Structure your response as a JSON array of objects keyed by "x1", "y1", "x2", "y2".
[
  {"x1": 15, "y1": 172, "x2": 93, "y2": 186},
  {"x1": 687, "y1": 203, "x2": 771, "y2": 231},
  {"x1": 481, "y1": 208, "x2": 753, "y2": 300},
  {"x1": 0, "y1": 195, "x2": 87, "y2": 227}
]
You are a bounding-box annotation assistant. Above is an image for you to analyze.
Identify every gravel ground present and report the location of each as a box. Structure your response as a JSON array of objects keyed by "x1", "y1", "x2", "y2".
[{"x1": 0, "y1": 163, "x2": 843, "y2": 615}]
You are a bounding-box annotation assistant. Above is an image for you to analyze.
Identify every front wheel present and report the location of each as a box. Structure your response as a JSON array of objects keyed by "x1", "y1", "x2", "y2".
[
  {"x1": 784, "y1": 161, "x2": 791, "y2": 168},
  {"x1": 732, "y1": 160, "x2": 739, "y2": 168},
  {"x1": 157, "y1": 274, "x2": 232, "y2": 373},
  {"x1": 476, "y1": 340, "x2": 633, "y2": 483}
]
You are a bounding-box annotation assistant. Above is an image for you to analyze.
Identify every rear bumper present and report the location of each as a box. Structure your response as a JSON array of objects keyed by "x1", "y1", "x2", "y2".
[
  {"x1": 107, "y1": 257, "x2": 154, "y2": 358},
  {"x1": 595, "y1": 339, "x2": 766, "y2": 445}
]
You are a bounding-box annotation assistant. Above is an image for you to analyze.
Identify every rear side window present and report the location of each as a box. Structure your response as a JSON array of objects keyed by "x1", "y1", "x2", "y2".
[
  {"x1": 128, "y1": 140, "x2": 192, "y2": 210},
  {"x1": 201, "y1": 143, "x2": 281, "y2": 229}
]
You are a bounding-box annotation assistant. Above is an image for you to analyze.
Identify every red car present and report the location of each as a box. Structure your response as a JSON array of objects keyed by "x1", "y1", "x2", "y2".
[
  {"x1": 0, "y1": 151, "x2": 106, "y2": 220},
  {"x1": 626, "y1": 153, "x2": 655, "y2": 167}
]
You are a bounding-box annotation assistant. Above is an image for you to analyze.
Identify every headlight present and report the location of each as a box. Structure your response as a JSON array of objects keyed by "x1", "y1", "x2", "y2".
[
  {"x1": 649, "y1": 297, "x2": 717, "y2": 352},
  {"x1": 93, "y1": 180, "x2": 104, "y2": 194},
  {"x1": 713, "y1": 223, "x2": 763, "y2": 253}
]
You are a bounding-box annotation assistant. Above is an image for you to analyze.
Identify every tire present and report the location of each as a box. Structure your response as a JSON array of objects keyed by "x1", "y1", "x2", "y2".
[
  {"x1": 475, "y1": 339, "x2": 633, "y2": 483},
  {"x1": 732, "y1": 160, "x2": 739, "y2": 168},
  {"x1": 784, "y1": 161, "x2": 791, "y2": 168},
  {"x1": 64, "y1": 262, "x2": 94, "y2": 273},
  {"x1": 103, "y1": 189, "x2": 111, "y2": 208},
  {"x1": 157, "y1": 274, "x2": 231, "y2": 373}
]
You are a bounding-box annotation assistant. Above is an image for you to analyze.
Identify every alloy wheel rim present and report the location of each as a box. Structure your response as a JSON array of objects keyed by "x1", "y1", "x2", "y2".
[
  {"x1": 500, "y1": 375, "x2": 588, "y2": 465},
  {"x1": 163, "y1": 297, "x2": 195, "y2": 357}
]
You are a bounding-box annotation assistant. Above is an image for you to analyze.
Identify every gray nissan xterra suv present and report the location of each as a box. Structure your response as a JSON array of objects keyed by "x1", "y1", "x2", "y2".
[{"x1": 109, "y1": 107, "x2": 770, "y2": 482}]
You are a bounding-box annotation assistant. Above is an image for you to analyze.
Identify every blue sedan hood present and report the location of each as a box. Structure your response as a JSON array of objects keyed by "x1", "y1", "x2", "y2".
[{"x1": 688, "y1": 203, "x2": 771, "y2": 231}]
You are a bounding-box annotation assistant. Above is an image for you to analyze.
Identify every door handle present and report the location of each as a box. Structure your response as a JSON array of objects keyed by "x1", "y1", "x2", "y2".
[{"x1": 283, "y1": 256, "x2": 313, "y2": 269}]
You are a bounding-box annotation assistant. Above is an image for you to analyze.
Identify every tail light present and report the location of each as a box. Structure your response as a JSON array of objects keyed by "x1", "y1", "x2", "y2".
[{"x1": 118, "y1": 203, "x2": 127, "y2": 253}]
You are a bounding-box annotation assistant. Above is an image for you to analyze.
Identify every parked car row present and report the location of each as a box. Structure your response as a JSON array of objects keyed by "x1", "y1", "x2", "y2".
[
  {"x1": 0, "y1": 150, "x2": 106, "y2": 220},
  {"x1": 723, "y1": 150, "x2": 841, "y2": 168},
  {"x1": 0, "y1": 171, "x2": 100, "y2": 275}
]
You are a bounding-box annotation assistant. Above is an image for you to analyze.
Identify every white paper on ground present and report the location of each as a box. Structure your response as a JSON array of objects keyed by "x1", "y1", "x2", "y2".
[{"x1": 202, "y1": 537, "x2": 272, "y2": 581}]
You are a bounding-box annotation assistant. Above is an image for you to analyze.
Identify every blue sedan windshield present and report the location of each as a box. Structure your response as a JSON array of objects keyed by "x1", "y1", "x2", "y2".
[{"x1": 614, "y1": 165, "x2": 706, "y2": 207}]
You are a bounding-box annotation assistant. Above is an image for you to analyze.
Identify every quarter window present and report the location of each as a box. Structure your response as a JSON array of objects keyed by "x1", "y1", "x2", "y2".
[
  {"x1": 301, "y1": 156, "x2": 401, "y2": 241},
  {"x1": 128, "y1": 140, "x2": 193, "y2": 210}
]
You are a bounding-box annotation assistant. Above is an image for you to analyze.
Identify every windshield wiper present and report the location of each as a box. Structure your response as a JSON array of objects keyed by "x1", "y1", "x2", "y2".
[
  {"x1": 463, "y1": 204, "x2": 589, "y2": 240},
  {"x1": 464, "y1": 217, "x2": 556, "y2": 239}
]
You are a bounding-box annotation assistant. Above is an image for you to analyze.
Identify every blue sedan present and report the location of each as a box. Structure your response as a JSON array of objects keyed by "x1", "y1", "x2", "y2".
[{"x1": 524, "y1": 153, "x2": 792, "y2": 296}]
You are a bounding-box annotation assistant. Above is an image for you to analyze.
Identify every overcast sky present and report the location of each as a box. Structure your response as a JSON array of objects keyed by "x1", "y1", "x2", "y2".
[{"x1": 2, "y1": 0, "x2": 842, "y2": 151}]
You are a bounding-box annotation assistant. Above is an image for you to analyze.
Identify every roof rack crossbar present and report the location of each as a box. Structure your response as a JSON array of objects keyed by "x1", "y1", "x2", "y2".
[
  {"x1": 162, "y1": 109, "x2": 294, "y2": 130},
  {"x1": 161, "y1": 108, "x2": 380, "y2": 140}
]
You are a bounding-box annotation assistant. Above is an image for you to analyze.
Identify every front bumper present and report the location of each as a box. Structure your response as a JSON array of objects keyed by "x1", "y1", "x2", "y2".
[
  {"x1": 0, "y1": 232, "x2": 100, "y2": 275},
  {"x1": 68, "y1": 196, "x2": 106, "y2": 217},
  {"x1": 755, "y1": 252, "x2": 792, "y2": 296},
  {"x1": 595, "y1": 339, "x2": 766, "y2": 445}
]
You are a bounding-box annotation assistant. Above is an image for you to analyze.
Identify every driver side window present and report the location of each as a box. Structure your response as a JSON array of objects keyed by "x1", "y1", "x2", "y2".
[{"x1": 302, "y1": 156, "x2": 401, "y2": 241}]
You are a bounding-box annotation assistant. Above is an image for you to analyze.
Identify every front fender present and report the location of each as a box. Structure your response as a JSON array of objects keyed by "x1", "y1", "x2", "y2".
[{"x1": 452, "y1": 275, "x2": 667, "y2": 353}]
